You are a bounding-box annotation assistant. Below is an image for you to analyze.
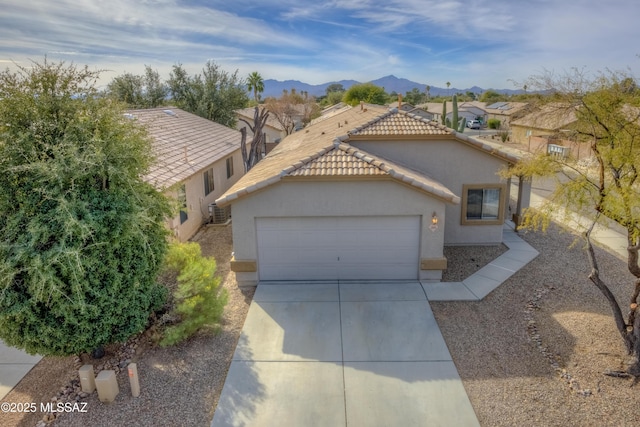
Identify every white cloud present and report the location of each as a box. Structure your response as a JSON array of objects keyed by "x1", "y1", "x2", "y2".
[{"x1": 1, "y1": 0, "x2": 639, "y2": 90}]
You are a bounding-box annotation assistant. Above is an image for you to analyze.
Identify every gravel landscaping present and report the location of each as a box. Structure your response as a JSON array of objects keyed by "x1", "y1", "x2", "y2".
[
  {"x1": 432, "y1": 223, "x2": 639, "y2": 426},
  {"x1": 1, "y1": 221, "x2": 639, "y2": 427}
]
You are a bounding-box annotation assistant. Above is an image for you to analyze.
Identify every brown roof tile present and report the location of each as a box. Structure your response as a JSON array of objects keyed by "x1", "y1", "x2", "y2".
[
  {"x1": 127, "y1": 107, "x2": 242, "y2": 189},
  {"x1": 287, "y1": 145, "x2": 387, "y2": 177},
  {"x1": 349, "y1": 109, "x2": 452, "y2": 137},
  {"x1": 510, "y1": 103, "x2": 578, "y2": 130}
]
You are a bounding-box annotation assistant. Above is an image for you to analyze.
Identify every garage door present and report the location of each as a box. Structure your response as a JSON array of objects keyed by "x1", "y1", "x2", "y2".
[{"x1": 256, "y1": 216, "x2": 420, "y2": 281}]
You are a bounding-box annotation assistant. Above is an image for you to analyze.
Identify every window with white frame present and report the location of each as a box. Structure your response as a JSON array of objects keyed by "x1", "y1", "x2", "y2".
[
  {"x1": 204, "y1": 168, "x2": 214, "y2": 196},
  {"x1": 461, "y1": 184, "x2": 505, "y2": 225}
]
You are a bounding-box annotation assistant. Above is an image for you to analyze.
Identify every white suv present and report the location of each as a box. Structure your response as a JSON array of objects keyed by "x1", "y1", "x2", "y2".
[{"x1": 466, "y1": 120, "x2": 481, "y2": 129}]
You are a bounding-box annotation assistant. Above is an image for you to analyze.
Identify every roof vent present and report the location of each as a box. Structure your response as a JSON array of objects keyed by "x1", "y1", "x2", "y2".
[{"x1": 163, "y1": 109, "x2": 177, "y2": 117}]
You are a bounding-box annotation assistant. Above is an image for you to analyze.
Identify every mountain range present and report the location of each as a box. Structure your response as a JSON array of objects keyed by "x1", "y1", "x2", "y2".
[{"x1": 262, "y1": 75, "x2": 522, "y2": 98}]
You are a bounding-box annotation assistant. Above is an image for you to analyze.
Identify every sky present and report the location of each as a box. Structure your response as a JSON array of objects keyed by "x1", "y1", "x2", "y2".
[{"x1": 1, "y1": 0, "x2": 639, "y2": 90}]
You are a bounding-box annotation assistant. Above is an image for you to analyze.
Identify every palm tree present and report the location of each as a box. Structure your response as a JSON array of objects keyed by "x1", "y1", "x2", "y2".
[
  {"x1": 446, "y1": 81, "x2": 451, "y2": 97},
  {"x1": 425, "y1": 85, "x2": 430, "y2": 101},
  {"x1": 247, "y1": 71, "x2": 264, "y2": 102}
]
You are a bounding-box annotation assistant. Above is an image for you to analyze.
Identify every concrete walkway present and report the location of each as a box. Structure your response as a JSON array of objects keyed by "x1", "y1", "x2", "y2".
[
  {"x1": 0, "y1": 341, "x2": 41, "y2": 400},
  {"x1": 211, "y1": 227, "x2": 543, "y2": 426},
  {"x1": 424, "y1": 225, "x2": 539, "y2": 301}
]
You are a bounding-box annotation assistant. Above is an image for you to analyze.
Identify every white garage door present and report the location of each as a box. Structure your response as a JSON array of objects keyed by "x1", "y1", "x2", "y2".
[{"x1": 256, "y1": 216, "x2": 420, "y2": 281}]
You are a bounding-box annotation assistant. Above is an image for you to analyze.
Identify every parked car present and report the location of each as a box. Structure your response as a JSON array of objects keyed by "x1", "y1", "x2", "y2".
[{"x1": 467, "y1": 120, "x2": 481, "y2": 129}]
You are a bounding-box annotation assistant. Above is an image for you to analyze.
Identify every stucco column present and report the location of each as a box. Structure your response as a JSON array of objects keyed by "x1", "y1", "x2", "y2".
[
  {"x1": 504, "y1": 176, "x2": 512, "y2": 220},
  {"x1": 515, "y1": 176, "x2": 532, "y2": 228}
]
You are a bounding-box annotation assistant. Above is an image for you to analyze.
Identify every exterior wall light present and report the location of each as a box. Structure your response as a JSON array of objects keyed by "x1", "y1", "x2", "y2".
[{"x1": 430, "y1": 212, "x2": 439, "y2": 232}]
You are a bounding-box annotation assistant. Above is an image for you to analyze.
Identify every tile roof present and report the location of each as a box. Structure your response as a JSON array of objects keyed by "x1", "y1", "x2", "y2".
[
  {"x1": 287, "y1": 146, "x2": 387, "y2": 177},
  {"x1": 484, "y1": 102, "x2": 529, "y2": 116},
  {"x1": 128, "y1": 107, "x2": 242, "y2": 189},
  {"x1": 309, "y1": 104, "x2": 352, "y2": 126},
  {"x1": 283, "y1": 143, "x2": 459, "y2": 203},
  {"x1": 510, "y1": 103, "x2": 577, "y2": 130},
  {"x1": 215, "y1": 105, "x2": 518, "y2": 206},
  {"x1": 348, "y1": 109, "x2": 452, "y2": 137}
]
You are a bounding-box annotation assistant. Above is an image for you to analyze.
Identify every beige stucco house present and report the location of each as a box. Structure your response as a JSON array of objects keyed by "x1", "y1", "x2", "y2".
[
  {"x1": 130, "y1": 107, "x2": 245, "y2": 242},
  {"x1": 484, "y1": 102, "x2": 530, "y2": 128},
  {"x1": 510, "y1": 103, "x2": 577, "y2": 143},
  {"x1": 216, "y1": 104, "x2": 522, "y2": 287},
  {"x1": 509, "y1": 103, "x2": 592, "y2": 159}
]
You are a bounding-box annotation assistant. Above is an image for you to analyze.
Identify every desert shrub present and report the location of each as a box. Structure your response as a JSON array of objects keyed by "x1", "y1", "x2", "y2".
[
  {"x1": 498, "y1": 129, "x2": 510, "y2": 142},
  {"x1": 160, "y1": 242, "x2": 228, "y2": 346},
  {"x1": 487, "y1": 118, "x2": 501, "y2": 129}
]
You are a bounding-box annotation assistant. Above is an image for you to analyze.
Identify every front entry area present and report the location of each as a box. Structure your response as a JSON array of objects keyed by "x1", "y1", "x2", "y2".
[{"x1": 256, "y1": 216, "x2": 420, "y2": 281}]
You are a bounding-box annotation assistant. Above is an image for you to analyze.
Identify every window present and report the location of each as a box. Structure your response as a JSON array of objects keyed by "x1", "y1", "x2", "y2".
[
  {"x1": 177, "y1": 184, "x2": 188, "y2": 224},
  {"x1": 204, "y1": 168, "x2": 214, "y2": 196},
  {"x1": 461, "y1": 184, "x2": 506, "y2": 225},
  {"x1": 226, "y1": 157, "x2": 234, "y2": 179}
]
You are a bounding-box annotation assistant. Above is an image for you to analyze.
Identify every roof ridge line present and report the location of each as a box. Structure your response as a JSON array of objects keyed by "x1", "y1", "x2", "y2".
[
  {"x1": 399, "y1": 109, "x2": 452, "y2": 132},
  {"x1": 346, "y1": 108, "x2": 395, "y2": 136},
  {"x1": 336, "y1": 143, "x2": 389, "y2": 173}
]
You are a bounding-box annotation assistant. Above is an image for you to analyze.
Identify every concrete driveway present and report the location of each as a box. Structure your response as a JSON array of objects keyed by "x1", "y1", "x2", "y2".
[{"x1": 211, "y1": 281, "x2": 479, "y2": 427}]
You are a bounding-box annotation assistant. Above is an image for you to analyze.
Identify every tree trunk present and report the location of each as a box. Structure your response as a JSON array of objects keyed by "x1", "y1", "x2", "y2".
[
  {"x1": 238, "y1": 107, "x2": 270, "y2": 172},
  {"x1": 585, "y1": 220, "x2": 640, "y2": 375},
  {"x1": 239, "y1": 127, "x2": 248, "y2": 171}
]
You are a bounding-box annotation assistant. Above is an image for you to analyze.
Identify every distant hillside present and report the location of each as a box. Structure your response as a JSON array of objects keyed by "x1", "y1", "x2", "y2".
[
  {"x1": 263, "y1": 79, "x2": 359, "y2": 98},
  {"x1": 262, "y1": 75, "x2": 521, "y2": 99}
]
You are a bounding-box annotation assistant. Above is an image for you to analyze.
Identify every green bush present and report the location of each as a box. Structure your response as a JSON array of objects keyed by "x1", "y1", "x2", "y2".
[
  {"x1": 487, "y1": 118, "x2": 502, "y2": 129},
  {"x1": 160, "y1": 242, "x2": 228, "y2": 346},
  {"x1": 0, "y1": 60, "x2": 171, "y2": 356}
]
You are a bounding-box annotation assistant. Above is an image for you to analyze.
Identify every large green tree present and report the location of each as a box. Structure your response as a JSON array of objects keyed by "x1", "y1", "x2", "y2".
[
  {"x1": 167, "y1": 61, "x2": 248, "y2": 128},
  {"x1": 508, "y1": 69, "x2": 640, "y2": 376},
  {"x1": 404, "y1": 87, "x2": 426, "y2": 105},
  {"x1": 343, "y1": 82, "x2": 388, "y2": 106},
  {"x1": 106, "y1": 65, "x2": 167, "y2": 108},
  {"x1": 479, "y1": 89, "x2": 507, "y2": 104},
  {"x1": 0, "y1": 60, "x2": 171, "y2": 356}
]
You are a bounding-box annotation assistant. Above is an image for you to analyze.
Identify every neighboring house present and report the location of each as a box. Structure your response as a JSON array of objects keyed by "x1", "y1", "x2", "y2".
[
  {"x1": 484, "y1": 102, "x2": 530, "y2": 128},
  {"x1": 388, "y1": 100, "x2": 416, "y2": 112},
  {"x1": 445, "y1": 102, "x2": 487, "y2": 124},
  {"x1": 216, "y1": 104, "x2": 525, "y2": 287},
  {"x1": 510, "y1": 103, "x2": 587, "y2": 158},
  {"x1": 421, "y1": 101, "x2": 486, "y2": 123},
  {"x1": 408, "y1": 107, "x2": 436, "y2": 121},
  {"x1": 389, "y1": 100, "x2": 436, "y2": 121},
  {"x1": 130, "y1": 107, "x2": 245, "y2": 242}
]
